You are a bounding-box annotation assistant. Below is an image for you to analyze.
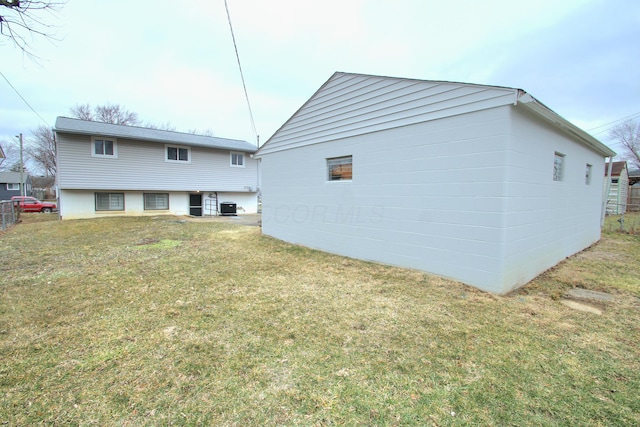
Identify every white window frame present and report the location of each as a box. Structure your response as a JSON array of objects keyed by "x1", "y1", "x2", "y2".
[
  {"x1": 144, "y1": 193, "x2": 169, "y2": 210},
  {"x1": 553, "y1": 152, "x2": 565, "y2": 182},
  {"x1": 327, "y1": 156, "x2": 353, "y2": 181},
  {"x1": 95, "y1": 192, "x2": 125, "y2": 211},
  {"x1": 165, "y1": 144, "x2": 191, "y2": 163},
  {"x1": 585, "y1": 164, "x2": 592, "y2": 185},
  {"x1": 6, "y1": 183, "x2": 19, "y2": 190},
  {"x1": 91, "y1": 137, "x2": 118, "y2": 158},
  {"x1": 230, "y1": 152, "x2": 245, "y2": 168}
]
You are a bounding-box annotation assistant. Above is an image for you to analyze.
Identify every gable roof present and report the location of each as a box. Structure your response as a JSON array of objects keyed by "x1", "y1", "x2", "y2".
[
  {"x1": 256, "y1": 72, "x2": 615, "y2": 158},
  {"x1": 55, "y1": 117, "x2": 257, "y2": 153},
  {"x1": 605, "y1": 161, "x2": 628, "y2": 177},
  {"x1": 0, "y1": 172, "x2": 30, "y2": 183}
]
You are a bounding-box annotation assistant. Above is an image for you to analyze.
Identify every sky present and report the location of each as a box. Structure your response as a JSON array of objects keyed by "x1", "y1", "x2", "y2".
[{"x1": 1, "y1": 0, "x2": 639, "y2": 167}]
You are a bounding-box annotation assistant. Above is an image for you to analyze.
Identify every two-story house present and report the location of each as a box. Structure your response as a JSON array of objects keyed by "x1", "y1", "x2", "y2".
[{"x1": 55, "y1": 117, "x2": 259, "y2": 220}]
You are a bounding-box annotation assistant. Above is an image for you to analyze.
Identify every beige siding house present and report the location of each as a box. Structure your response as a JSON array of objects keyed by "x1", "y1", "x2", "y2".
[
  {"x1": 256, "y1": 72, "x2": 616, "y2": 294},
  {"x1": 55, "y1": 117, "x2": 259, "y2": 220}
]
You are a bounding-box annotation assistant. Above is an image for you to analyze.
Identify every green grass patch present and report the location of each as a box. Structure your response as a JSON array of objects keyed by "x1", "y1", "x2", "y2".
[{"x1": 1, "y1": 214, "x2": 638, "y2": 425}]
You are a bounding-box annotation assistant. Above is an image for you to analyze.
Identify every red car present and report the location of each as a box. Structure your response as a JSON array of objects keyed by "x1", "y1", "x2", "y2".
[{"x1": 11, "y1": 196, "x2": 57, "y2": 213}]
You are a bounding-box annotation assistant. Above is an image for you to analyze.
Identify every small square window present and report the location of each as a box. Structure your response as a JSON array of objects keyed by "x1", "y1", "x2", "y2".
[
  {"x1": 92, "y1": 137, "x2": 117, "y2": 158},
  {"x1": 144, "y1": 193, "x2": 169, "y2": 210},
  {"x1": 327, "y1": 156, "x2": 353, "y2": 181},
  {"x1": 230, "y1": 152, "x2": 245, "y2": 167},
  {"x1": 585, "y1": 164, "x2": 592, "y2": 185},
  {"x1": 95, "y1": 193, "x2": 124, "y2": 211},
  {"x1": 166, "y1": 145, "x2": 190, "y2": 163},
  {"x1": 553, "y1": 152, "x2": 565, "y2": 182}
]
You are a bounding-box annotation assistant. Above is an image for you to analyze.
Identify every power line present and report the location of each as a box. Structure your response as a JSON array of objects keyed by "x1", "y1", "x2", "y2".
[
  {"x1": 224, "y1": 0, "x2": 258, "y2": 146},
  {"x1": 0, "y1": 70, "x2": 50, "y2": 127},
  {"x1": 588, "y1": 111, "x2": 640, "y2": 135}
]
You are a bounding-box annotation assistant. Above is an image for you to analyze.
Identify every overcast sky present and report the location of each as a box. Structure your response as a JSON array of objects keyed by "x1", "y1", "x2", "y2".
[{"x1": 1, "y1": 0, "x2": 639, "y2": 160}]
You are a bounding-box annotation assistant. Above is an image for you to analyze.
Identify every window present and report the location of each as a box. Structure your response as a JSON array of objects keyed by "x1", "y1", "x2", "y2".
[
  {"x1": 327, "y1": 156, "x2": 353, "y2": 181},
  {"x1": 95, "y1": 193, "x2": 124, "y2": 211},
  {"x1": 553, "y1": 152, "x2": 565, "y2": 182},
  {"x1": 585, "y1": 164, "x2": 592, "y2": 185},
  {"x1": 166, "y1": 145, "x2": 190, "y2": 163},
  {"x1": 144, "y1": 193, "x2": 169, "y2": 210},
  {"x1": 230, "y1": 152, "x2": 245, "y2": 167},
  {"x1": 6, "y1": 183, "x2": 19, "y2": 190},
  {"x1": 92, "y1": 137, "x2": 117, "y2": 158}
]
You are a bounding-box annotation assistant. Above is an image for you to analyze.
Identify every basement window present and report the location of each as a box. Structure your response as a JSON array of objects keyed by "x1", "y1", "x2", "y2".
[
  {"x1": 95, "y1": 192, "x2": 124, "y2": 211},
  {"x1": 327, "y1": 156, "x2": 353, "y2": 181},
  {"x1": 553, "y1": 152, "x2": 565, "y2": 182},
  {"x1": 144, "y1": 193, "x2": 169, "y2": 210}
]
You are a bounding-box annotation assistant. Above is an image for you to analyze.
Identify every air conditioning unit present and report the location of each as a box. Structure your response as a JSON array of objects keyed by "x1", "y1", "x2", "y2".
[{"x1": 220, "y1": 202, "x2": 237, "y2": 216}]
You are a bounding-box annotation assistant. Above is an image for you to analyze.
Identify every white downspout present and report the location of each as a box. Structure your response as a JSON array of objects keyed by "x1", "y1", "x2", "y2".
[{"x1": 601, "y1": 158, "x2": 614, "y2": 226}]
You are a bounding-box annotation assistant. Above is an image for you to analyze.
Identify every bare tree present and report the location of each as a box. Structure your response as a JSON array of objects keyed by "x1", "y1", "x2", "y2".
[
  {"x1": 95, "y1": 103, "x2": 140, "y2": 125},
  {"x1": 188, "y1": 128, "x2": 216, "y2": 137},
  {"x1": 0, "y1": 139, "x2": 19, "y2": 171},
  {"x1": 69, "y1": 103, "x2": 140, "y2": 126},
  {"x1": 145, "y1": 121, "x2": 177, "y2": 132},
  {"x1": 0, "y1": 0, "x2": 64, "y2": 58},
  {"x1": 610, "y1": 119, "x2": 640, "y2": 170},
  {"x1": 26, "y1": 124, "x2": 56, "y2": 176},
  {"x1": 69, "y1": 103, "x2": 93, "y2": 121}
]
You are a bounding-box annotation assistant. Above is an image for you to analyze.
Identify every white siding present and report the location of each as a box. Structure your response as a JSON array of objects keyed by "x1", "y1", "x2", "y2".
[
  {"x1": 606, "y1": 167, "x2": 628, "y2": 214},
  {"x1": 57, "y1": 134, "x2": 259, "y2": 192},
  {"x1": 500, "y1": 108, "x2": 607, "y2": 291},
  {"x1": 262, "y1": 107, "x2": 512, "y2": 293},
  {"x1": 260, "y1": 73, "x2": 517, "y2": 155}
]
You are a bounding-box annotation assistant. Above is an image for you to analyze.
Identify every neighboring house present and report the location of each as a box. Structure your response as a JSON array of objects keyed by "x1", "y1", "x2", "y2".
[
  {"x1": 255, "y1": 72, "x2": 616, "y2": 294},
  {"x1": 0, "y1": 172, "x2": 32, "y2": 200},
  {"x1": 55, "y1": 117, "x2": 259, "y2": 220},
  {"x1": 604, "y1": 161, "x2": 629, "y2": 214},
  {"x1": 628, "y1": 168, "x2": 640, "y2": 186},
  {"x1": 31, "y1": 176, "x2": 56, "y2": 200}
]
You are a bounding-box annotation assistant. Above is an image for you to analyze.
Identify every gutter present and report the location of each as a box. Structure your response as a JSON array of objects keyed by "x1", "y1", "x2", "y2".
[{"x1": 516, "y1": 93, "x2": 616, "y2": 158}]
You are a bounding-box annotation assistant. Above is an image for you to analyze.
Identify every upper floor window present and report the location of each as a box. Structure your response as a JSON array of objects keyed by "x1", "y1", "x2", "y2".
[
  {"x1": 585, "y1": 164, "x2": 592, "y2": 185},
  {"x1": 166, "y1": 144, "x2": 190, "y2": 163},
  {"x1": 92, "y1": 137, "x2": 117, "y2": 158},
  {"x1": 327, "y1": 156, "x2": 353, "y2": 181},
  {"x1": 553, "y1": 152, "x2": 565, "y2": 182},
  {"x1": 230, "y1": 152, "x2": 245, "y2": 167}
]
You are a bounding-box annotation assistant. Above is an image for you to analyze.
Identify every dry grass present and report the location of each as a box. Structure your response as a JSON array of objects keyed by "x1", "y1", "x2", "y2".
[{"x1": 0, "y1": 213, "x2": 639, "y2": 426}]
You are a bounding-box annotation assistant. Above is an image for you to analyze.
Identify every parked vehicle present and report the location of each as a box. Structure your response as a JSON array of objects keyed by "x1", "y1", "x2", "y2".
[{"x1": 11, "y1": 196, "x2": 57, "y2": 213}]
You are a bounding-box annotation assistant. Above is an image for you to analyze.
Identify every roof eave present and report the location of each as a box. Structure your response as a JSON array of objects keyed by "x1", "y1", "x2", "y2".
[{"x1": 517, "y1": 94, "x2": 616, "y2": 157}]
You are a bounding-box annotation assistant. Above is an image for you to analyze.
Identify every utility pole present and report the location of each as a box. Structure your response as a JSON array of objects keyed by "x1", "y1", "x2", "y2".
[{"x1": 18, "y1": 133, "x2": 24, "y2": 196}]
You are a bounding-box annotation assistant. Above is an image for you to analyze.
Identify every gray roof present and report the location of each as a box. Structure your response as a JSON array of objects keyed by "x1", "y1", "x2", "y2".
[
  {"x1": 54, "y1": 117, "x2": 257, "y2": 153},
  {"x1": 0, "y1": 172, "x2": 30, "y2": 183}
]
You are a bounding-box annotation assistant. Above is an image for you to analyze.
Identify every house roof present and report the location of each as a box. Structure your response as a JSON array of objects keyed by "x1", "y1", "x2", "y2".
[
  {"x1": 605, "y1": 161, "x2": 628, "y2": 177},
  {"x1": 54, "y1": 117, "x2": 257, "y2": 153},
  {"x1": 256, "y1": 72, "x2": 616, "y2": 158},
  {"x1": 0, "y1": 172, "x2": 29, "y2": 183}
]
